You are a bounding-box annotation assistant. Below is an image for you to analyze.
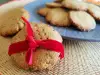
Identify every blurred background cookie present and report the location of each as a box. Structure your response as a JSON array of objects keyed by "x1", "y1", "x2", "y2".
[
  {"x1": 11, "y1": 23, "x2": 62, "y2": 71},
  {"x1": 84, "y1": 0, "x2": 100, "y2": 6},
  {"x1": 46, "y1": 8, "x2": 71, "y2": 26},
  {"x1": 69, "y1": 11, "x2": 96, "y2": 31},
  {"x1": 62, "y1": 0, "x2": 88, "y2": 11},
  {"x1": 0, "y1": 8, "x2": 30, "y2": 37},
  {"x1": 37, "y1": 7, "x2": 51, "y2": 16},
  {"x1": 37, "y1": 0, "x2": 99, "y2": 32},
  {"x1": 46, "y1": 2, "x2": 62, "y2": 8},
  {"x1": 87, "y1": 4, "x2": 100, "y2": 20}
]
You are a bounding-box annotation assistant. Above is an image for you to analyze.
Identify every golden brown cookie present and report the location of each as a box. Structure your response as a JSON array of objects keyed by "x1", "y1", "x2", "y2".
[
  {"x1": 87, "y1": 3, "x2": 100, "y2": 20},
  {"x1": 11, "y1": 23, "x2": 63, "y2": 71},
  {"x1": 62, "y1": 0, "x2": 88, "y2": 11},
  {"x1": 46, "y1": 8, "x2": 71, "y2": 26},
  {"x1": 69, "y1": 11, "x2": 96, "y2": 31},
  {"x1": 46, "y1": 2, "x2": 62, "y2": 8},
  {"x1": 84, "y1": 0, "x2": 100, "y2": 6},
  {"x1": 37, "y1": 7, "x2": 51, "y2": 16},
  {"x1": 0, "y1": 8, "x2": 30, "y2": 37}
]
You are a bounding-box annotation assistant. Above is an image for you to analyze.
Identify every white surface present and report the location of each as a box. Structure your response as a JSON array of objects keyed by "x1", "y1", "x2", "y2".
[{"x1": 0, "y1": 0, "x2": 35, "y2": 15}]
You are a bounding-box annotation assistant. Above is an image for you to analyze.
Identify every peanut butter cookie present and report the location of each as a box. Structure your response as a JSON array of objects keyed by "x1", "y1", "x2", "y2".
[{"x1": 11, "y1": 23, "x2": 63, "y2": 71}]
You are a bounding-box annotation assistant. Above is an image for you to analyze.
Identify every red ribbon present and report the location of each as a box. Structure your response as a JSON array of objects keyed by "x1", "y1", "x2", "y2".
[{"x1": 8, "y1": 17, "x2": 64, "y2": 65}]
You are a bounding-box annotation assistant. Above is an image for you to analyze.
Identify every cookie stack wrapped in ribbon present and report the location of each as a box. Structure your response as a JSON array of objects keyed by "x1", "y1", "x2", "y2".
[
  {"x1": 38, "y1": 0, "x2": 100, "y2": 31},
  {"x1": 8, "y1": 17, "x2": 64, "y2": 71}
]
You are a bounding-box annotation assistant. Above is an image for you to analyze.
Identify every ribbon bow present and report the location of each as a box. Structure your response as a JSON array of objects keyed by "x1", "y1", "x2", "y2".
[{"x1": 8, "y1": 17, "x2": 64, "y2": 65}]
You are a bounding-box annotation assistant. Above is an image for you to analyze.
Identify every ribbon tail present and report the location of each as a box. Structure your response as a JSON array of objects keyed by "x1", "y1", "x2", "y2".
[
  {"x1": 8, "y1": 41, "x2": 29, "y2": 56},
  {"x1": 21, "y1": 17, "x2": 34, "y2": 36},
  {"x1": 37, "y1": 40, "x2": 64, "y2": 59},
  {"x1": 26, "y1": 48, "x2": 33, "y2": 65}
]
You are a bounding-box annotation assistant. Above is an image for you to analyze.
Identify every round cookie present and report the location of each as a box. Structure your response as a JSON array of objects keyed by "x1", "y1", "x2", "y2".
[
  {"x1": 46, "y1": 8, "x2": 71, "y2": 27},
  {"x1": 46, "y1": 2, "x2": 62, "y2": 8},
  {"x1": 0, "y1": 8, "x2": 30, "y2": 37},
  {"x1": 88, "y1": 3, "x2": 100, "y2": 20},
  {"x1": 37, "y1": 7, "x2": 51, "y2": 16},
  {"x1": 11, "y1": 23, "x2": 63, "y2": 71},
  {"x1": 69, "y1": 11, "x2": 96, "y2": 31},
  {"x1": 62, "y1": 0, "x2": 88, "y2": 11}
]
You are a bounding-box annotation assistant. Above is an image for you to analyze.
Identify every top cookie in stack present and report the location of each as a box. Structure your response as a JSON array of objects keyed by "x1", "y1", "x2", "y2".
[
  {"x1": 0, "y1": 8, "x2": 30, "y2": 37},
  {"x1": 38, "y1": 0, "x2": 100, "y2": 32}
]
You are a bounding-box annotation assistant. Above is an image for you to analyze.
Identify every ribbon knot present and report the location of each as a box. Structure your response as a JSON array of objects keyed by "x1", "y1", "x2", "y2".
[
  {"x1": 26, "y1": 36, "x2": 38, "y2": 49},
  {"x1": 8, "y1": 17, "x2": 64, "y2": 65}
]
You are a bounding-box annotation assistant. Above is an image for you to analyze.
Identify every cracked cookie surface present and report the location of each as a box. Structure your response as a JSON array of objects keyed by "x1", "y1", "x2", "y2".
[{"x1": 11, "y1": 23, "x2": 63, "y2": 71}]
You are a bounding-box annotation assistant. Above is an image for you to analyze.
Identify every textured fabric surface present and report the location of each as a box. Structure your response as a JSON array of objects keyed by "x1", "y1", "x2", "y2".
[
  {"x1": 0, "y1": 0, "x2": 100, "y2": 75},
  {"x1": 0, "y1": 38, "x2": 100, "y2": 75}
]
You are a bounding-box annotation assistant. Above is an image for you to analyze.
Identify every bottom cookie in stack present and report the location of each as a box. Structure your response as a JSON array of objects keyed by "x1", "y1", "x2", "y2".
[{"x1": 9, "y1": 21, "x2": 64, "y2": 71}]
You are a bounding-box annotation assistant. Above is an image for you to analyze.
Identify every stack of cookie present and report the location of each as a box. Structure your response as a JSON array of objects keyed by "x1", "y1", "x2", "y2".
[
  {"x1": 38, "y1": 0, "x2": 100, "y2": 31},
  {"x1": 11, "y1": 23, "x2": 63, "y2": 71},
  {"x1": 0, "y1": 7, "x2": 64, "y2": 71}
]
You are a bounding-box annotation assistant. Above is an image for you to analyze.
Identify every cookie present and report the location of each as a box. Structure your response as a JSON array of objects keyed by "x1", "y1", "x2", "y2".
[
  {"x1": 87, "y1": 3, "x2": 100, "y2": 20},
  {"x1": 37, "y1": 7, "x2": 51, "y2": 16},
  {"x1": 0, "y1": 8, "x2": 30, "y2": 36},
  {"x1": 46, "y1": 2, "x2": 62, "y2": 8},
  {"x1": 62, "y1": 0, "x2": 88, "y2": 11},
  {"x1": 11, "y1": 23, "x2": 63, "y2": 70},
  {"x1": 69, "y1": 11, "x2": 96, "y2": 31},
  {"x1": 84, "y1": 0, "x2": 100, "y2": 6},
  {"x1": 46, "y1": 8, "x2": 71, "y2": 26}
]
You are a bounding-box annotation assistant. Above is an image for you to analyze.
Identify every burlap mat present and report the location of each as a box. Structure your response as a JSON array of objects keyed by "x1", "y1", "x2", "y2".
[
  {"x1": 0, "y1": 37, "x2": 100, "y2": 75},
  {"x1": 0, "y1": 1, "x2": 100, "y2": 75}
]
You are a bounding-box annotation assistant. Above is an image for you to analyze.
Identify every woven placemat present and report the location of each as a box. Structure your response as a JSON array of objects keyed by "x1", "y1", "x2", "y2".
[
  {"x1": 0, "y1": 1, "x2": 100, "y2": 75},
  {"x1": 0, "y1": 37, "x2": 100, "y2": 75}
]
